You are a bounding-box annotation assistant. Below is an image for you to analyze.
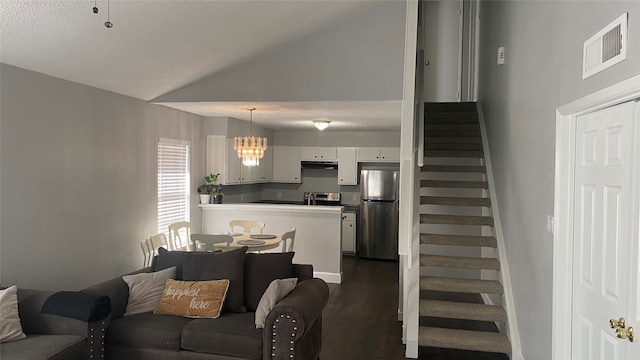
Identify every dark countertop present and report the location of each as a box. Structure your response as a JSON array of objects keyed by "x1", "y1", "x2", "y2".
[{"x1": 252, "y1": 200, "x2": 359, "y2": 213}]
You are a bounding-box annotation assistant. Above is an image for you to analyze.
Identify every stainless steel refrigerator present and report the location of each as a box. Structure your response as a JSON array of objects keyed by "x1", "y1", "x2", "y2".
[{"x1": 358, "y1": 170, "x2": 399, "y2": 260}]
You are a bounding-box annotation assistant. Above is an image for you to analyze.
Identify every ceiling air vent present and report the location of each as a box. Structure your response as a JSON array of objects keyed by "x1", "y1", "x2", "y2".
[{"x1": 583, "y1": 13, "x2": 627, "y2": 79}]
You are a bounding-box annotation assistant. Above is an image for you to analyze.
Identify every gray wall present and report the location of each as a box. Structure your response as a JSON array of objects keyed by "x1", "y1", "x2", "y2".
[
  {"x1": 0, "y1": 64, "x2": 207, "y2": 290},
  {"x1": 154, "y1": 1, "x2": 406, "y2": 103},
  {"x1": 477, "y1": 2, "x2": 640, "y2": 359}
]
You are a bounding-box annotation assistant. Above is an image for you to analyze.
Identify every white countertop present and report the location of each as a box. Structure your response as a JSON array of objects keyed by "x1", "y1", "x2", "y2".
[{"x1": 199, "y1": 203, "x2": 344, "y2": 214}]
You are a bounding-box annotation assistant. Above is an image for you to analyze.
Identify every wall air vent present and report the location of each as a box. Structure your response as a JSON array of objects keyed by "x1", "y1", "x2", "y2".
[{"x1": 583, "y1": 13, "x2": 627, "y2": 79}]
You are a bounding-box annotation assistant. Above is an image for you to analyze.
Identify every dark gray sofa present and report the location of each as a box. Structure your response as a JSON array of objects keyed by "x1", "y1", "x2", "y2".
[
  {"x1": 84, "y1": 252, "x2": 329, "y2": 360},
  {"x1": 1, "y1": 289, "x2": 110, "y2": 360}
]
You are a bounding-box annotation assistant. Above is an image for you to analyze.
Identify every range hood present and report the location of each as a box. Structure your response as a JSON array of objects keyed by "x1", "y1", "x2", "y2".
[{"x1": 301, "y1": 161, "x2": 339, "y2": 169}]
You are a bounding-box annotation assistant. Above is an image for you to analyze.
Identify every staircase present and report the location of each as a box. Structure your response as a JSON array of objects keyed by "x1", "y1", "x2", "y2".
[{"x1": 418, "y1": 102, "x2": 511, "y2": 355}]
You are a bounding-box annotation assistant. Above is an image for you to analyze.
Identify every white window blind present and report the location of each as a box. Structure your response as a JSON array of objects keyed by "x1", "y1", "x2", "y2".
[{"x1": 157, "y1": 138, "x2": 190, "y2": 245}]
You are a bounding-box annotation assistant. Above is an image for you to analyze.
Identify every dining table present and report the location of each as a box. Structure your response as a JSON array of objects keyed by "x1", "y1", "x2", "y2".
[{"x1": 215, "y1": 232, "x2": 282, "y2": 252}]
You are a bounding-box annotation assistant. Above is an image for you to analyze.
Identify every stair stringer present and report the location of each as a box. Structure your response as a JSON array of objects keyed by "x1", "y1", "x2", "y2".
[{"x1": 477, "y1": 103, "x2": 523, "y2": 360}]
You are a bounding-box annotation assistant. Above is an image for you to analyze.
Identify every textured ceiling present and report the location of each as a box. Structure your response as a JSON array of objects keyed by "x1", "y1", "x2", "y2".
[
  {"x1": 1, "y1": 0, "x2": 401, "y2": 130},
  {"x1": 157, "y1": 101, "x2": 402, "y2": 130}
]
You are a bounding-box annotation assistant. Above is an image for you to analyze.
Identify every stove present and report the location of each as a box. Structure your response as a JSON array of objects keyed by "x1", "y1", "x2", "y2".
[{"x1": 303, "y1": 192, "x2": 341, "y2": 206}]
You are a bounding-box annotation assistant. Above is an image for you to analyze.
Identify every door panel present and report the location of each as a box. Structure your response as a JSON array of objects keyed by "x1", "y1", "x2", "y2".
[{"x1": 572, "y1": 101, "x2": 637, "y2": 359}]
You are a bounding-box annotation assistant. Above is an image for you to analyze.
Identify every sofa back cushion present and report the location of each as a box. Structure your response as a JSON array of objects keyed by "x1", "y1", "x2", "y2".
[
  {"x1": 243, "y1": 252, "x2": 294, "y2": 312},
  {"x1": 182, "y1": 247, "x2": 247, "y2": 313},
  {"x1": 152, "y1": 247, "x2": 187, "y2": 279}
]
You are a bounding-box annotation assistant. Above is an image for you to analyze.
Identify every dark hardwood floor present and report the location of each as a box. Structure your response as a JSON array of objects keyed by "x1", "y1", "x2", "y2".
[{"x1": 320, "y1": 256, "x2": 509, "y2": 360}]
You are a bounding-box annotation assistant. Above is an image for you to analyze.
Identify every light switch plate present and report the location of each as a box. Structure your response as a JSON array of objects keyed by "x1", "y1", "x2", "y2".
[
  {"x1": 547, "y1": 215, "x2": 554, "y2": 234},
  {"x1": 497, "y1": 46, "x2": 505, "y2": 65}
]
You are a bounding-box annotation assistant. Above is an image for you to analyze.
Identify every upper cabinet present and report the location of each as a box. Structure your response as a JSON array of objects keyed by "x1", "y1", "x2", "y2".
[
  {"x1": 301, "y1": 147, "x2": 337, "y2": 161},
  {"x1": 208, "y1": 136, "x2": 400, "y2": 186},
  {"x1": 272, "y1": 146, "x2": 301, "y2": 183},
  {"x1": 357, "y1": 147, "x2": 400, "y2": 162},
  {"x1": 337, "y1": 147, "x2": 357, "y2": 185}
]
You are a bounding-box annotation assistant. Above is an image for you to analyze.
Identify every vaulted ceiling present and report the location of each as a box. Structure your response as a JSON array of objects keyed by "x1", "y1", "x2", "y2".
[{"x1": 1, "y1": 1, "x2": 405, "y2": 130}]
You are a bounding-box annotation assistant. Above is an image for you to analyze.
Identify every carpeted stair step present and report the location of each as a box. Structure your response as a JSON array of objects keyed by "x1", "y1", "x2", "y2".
[
  {"x1": 421, "y1": 196, "x2": 491, "y2": 207},
  {"x1": 425, "y1": 137, "x2": 482, "y2": 144},
  {"x1": 421, "y1": 214, "x2": 494, "y2": 226},
  {"x1": 426, "y1": 129, "x2": 481, "y2": 137},
  {"x1": 425, "y1": 142, "x2": 483, "y2": 151},
  {"x1": 421, "y1": 233, "x2": 497, "y2": 248},
  {"x1": 425, "y1": 150, "x2": 484, "y2": 158},
  {"x1": 419, "y1": 299, "x2": 507, "y2": 322},
  {"x1": 421, "y1": 276, "x2": 504, "y2": 295},
  {"x1": 421, "y1": 165, "x2": 486, "y2": 173},
  {"x1": 421, "y1": 180, "x2": 488, "y2": 189},
  {"x1": 425, "y1": 102, "x2": 477, "y2": 113},
  {"x1": 421, "y1": 254, "x2": 500, "y2": 270},
  {"x1": 426, "y1": 124, "x2": 480, "y2": 131},
  {"x1": 419, "y1": 327, "x2": 511, "y2": 354},
  {"x1": 426, "y1": 114, "x2": 479, "y2": 125}
]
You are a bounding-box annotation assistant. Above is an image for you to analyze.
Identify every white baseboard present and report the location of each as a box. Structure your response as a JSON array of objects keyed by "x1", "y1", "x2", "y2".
[
  {"x1": 405, "y1": 340, "x2": 418, "y2": 358},
  {"x1": 314, "y1": 271, "x2": 342, "y2": 284}
]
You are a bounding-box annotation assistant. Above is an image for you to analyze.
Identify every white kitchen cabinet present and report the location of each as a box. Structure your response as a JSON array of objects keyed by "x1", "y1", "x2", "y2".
[
  {"x1": 226, "y1": 140, "x2": 243, "y2": 184},
  {"x1": 272, "y1": 146, "x2": 301, "y2": 183},
  {"x1": 356, "y1": 147, "x2": 400, "y2": 162},
  {"x1": 301, "y1": 146, "x2": 337, "y2": 161},
  {"x1": 341, "y1": 212, "x2": 356, "y2": 253},
  {"x1": 380, "y1": 147, "x2": 400, "y2": 161},
  {"x1": 337, "y1": 147, "x2": 357, "y2": 185},
  {"x1": 253, "y1": 147, "x2": 273, "y2": 182}
]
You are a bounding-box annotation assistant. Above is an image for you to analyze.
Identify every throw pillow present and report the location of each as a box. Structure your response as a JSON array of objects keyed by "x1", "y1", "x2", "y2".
[
  {"x1": 0, "y1": 285, "x2": 27, "y2": 343},
  {"x1": 154, "y1": 279, "x2": 229, "y2": 318},
  {"x1": 182, "y1": 247, "x2": 248, "y2": 313},
  {"x1": 122, "y1": 266, "x2": 176, "y2": 316},
  {"x1": 254, "y1": 278, "x2": 298, "y2": 329},
  {"x1": 243, "y1": 252, "x2": 294, "y2": 311}
]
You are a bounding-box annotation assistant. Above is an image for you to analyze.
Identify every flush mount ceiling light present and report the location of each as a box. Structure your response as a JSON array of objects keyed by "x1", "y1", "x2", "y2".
[
  {"x1": 313, "y1": 120, "x2": 331, "y2": 130},
  {"x1": 234, "y1": 107, "x2": 267, "y2": 167}
]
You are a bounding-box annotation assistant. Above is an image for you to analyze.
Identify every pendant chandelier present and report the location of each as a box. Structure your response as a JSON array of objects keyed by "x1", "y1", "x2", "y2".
[{"x1": 234, "y1": 107, "x2": 267, "y2": 167}]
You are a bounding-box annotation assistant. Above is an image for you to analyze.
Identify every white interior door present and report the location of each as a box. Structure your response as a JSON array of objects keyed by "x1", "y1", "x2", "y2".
[
  {"x1": 571, "y1": 101, "x2": 639, "y2": 359},
  {"x1": 423, "y1": 0, "x2": 461, "y2": 102}
]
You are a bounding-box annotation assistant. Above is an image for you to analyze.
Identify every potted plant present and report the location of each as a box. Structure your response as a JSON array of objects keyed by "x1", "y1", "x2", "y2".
[
  {"x1": 198, "y1": 173, "x2": 222, "y2": 204},
  {"x1": 211, "y1": 183, "x2": 224, "y2": 204}
]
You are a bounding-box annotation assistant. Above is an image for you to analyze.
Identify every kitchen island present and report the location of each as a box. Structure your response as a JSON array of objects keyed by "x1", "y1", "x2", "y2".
[{"x1": 200, "y1": 203, "x2": 343, "y2": 283}]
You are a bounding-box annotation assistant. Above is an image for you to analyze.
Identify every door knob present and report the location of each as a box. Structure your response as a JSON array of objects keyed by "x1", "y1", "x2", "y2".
[
  {"x1": 615, "y1": 327, "x2": 634, "y2": 342},
  {"x1": 610, "y1": 317, "x2": 626, "y2": 329}
]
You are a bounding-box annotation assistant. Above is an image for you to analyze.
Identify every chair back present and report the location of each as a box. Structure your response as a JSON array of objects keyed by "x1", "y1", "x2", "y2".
[
  {"x1": 140, "y1": 238, "x2": 152, "y2": 267},
  {"x1": 229, "y1": 220, "x2": 265, "y2": 234},
  {"x1": 281, "y1": 228, "x2": 296, "y2": 252},
  {"x1": 168, "y1": 221, "x2": 191, "y2": 250},
  {"x1": 191, "y1": 234, "x2": 233, "y2": 252},
  {"x1": 148, "y1": 233, "x2": 169, "y2": 261}
]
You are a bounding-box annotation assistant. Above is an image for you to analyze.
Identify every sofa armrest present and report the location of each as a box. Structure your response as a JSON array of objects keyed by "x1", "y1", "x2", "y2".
[
  {"x1": 292, "y1": 264, "x2": 313, "y2": 282},
  {"x1": 83, "y1": 267, "x2": 151, "y2": 319},
  {"x1": 17, "y1": 288, "x2": 110, "y2": 359},
  {"x1": 263, "y1": 278, "x2": 329, "y2": 360}
]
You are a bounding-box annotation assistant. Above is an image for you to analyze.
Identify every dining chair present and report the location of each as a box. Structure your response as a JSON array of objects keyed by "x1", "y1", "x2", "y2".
[
  {"x1": 168, "y1": 221, "x2": 191, "y2": 250},
  {"x1": 191, "y1": 234, "x2": 233, "y2": 252},
  {"x1": 140, "y1": 238, "x2": 153, "y2": 267},
  {"x1": 228, "y1": 220, "x2": 265, "y2": 234},
  {"x1": 280, "y1": 228, "x2": 296, "y2": 252},
  {"x1": 148, "y1": 233, "x2": 170, "y2": 259}
]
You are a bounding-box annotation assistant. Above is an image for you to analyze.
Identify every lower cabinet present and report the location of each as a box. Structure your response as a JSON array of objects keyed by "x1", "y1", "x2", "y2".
[{"x1": 341, "y1": 212, "x2": 356, "y2": 253}]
